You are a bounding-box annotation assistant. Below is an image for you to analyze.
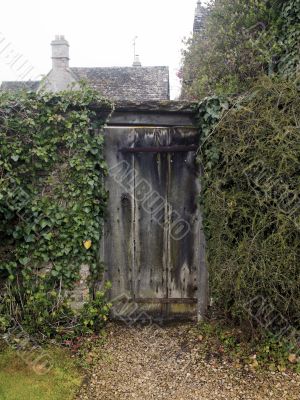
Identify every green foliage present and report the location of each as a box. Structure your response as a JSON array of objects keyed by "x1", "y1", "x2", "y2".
[
  {"x1": 0, "y1": 280, "x2": 111, "y2": 339},
  {"x1": 196, "y1": 321, "x2": 300, "y2": 372},
  {"x1": 197, "y1": 77, "x2": 300, "y2": 332},
  {"x1": 181, "y1": 0, "x2": 273, "y2": 99},
  {"x1": 0, "y1": 88, "x2": 113, "y2": 338},
  {"x1": 276, "y1": 0, "x2": 300, "y2": 78},
  {"x1": 6, "y1": 281, "x2": 74, "y2": 338},
  {"x1": 78, "y1": 285, "x2": 112, "y2": 336},
  {"x1": 181, "y1": 0, "x2": 300, "y2": 99}
]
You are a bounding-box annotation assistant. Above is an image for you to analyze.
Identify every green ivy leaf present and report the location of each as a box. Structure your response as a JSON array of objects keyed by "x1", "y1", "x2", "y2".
[{"x1": 19, "y1": 257, "x2": 30, "y2": 266}]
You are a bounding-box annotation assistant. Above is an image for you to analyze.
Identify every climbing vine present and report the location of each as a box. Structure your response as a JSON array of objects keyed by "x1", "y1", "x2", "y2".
[{"x1": 0, "y1": 88, "x2": 113, "y2": 338}]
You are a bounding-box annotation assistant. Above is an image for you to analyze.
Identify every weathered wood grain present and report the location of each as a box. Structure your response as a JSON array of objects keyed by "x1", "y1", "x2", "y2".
[
  {"x1": 133, "y1": 128, "x2": 169, "y2": 316},
  {"x1": 102, "y1": 127, "x2": 135, "y2": 301},
  {"x1": 166, "y1": 128, "x2": 200, "y2": 317},
  {"x1": 102, "y1": 123, "x2": 207, "y2": 321}
]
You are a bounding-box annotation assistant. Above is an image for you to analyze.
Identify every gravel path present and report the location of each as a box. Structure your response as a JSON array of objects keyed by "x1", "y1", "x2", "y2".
[{"x1": 77, "y1": 323, "x2": 300, "y2": 400}]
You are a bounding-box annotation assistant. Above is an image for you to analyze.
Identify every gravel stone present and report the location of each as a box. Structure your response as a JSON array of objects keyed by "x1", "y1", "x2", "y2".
[{"x1": 77, "y1": 323, "x2": 300, "y2": 400}]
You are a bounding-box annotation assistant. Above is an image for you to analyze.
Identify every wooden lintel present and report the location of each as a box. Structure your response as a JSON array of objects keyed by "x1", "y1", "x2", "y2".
[
  {"x1": 119, "y1": 145, "x2": 198, "y2": 154},
  {"x1": 108, "y1": 111, "x2": 196, "y2": 127},
  {"x1": 119, "y1": 298, "x2": 197, "y2": 304}
]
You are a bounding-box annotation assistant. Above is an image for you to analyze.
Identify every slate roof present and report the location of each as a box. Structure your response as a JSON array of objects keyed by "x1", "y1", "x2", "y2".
[
  {"x1": 0, "y1": 81, "x2": 40, "y2": 92},
  {"x1": 71, "y1": 67, "x2": 169, "y2": 101},
  {"x1": 1, "y1": 66, "x2": 170, "y2": 101}
]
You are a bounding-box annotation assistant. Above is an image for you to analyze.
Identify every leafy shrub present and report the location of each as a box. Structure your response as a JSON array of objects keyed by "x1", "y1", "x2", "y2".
[
  {"x1": 276, "y1": 0, "x2": 300, "y2": 78},
  {"x1": 181, "y1": 0, "x2": 300, "y2": 99},
  {"x1": 197, "y1": 77, "x2": 300, "y2": 333},
  {"x1": 181, "y1": 0, "x2": 274, "y2": 99},
  {"x1": 0, "y1": 279, "x2": 111, "y2": 340},
  {"x1": 195, "y1": 321, "x2": 300, "y2": 372},
  {"x1": 77, "y1": 286, "x2": 112, "y2": 336}
]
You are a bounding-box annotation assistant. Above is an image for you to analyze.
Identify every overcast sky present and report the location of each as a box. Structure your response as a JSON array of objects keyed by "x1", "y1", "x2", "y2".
[{"x1": 0, "y1": 0, "x2": 207, "y2": 99}]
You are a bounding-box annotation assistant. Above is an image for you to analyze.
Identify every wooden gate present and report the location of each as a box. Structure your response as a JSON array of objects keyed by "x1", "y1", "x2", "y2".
[{"x1": 101, "y1": 102, "x2": 207, "y2": 320}]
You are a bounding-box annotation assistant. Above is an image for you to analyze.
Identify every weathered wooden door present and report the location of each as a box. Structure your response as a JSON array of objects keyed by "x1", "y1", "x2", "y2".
[
  {"x1": 102, "y1": 125, "x2": 204, "y2": 320},
  {"x1": 101, "y1": 103, "x2": 207, "y2": 321}
]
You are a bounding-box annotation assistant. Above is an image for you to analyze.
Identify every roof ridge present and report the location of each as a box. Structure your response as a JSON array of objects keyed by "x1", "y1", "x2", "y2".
[
  {"x1": 71, "y1": 66, "x2": 169, "y2": 70},
  {"x1": 1, "y1": 80, "x2": 39, "y2": 83}
]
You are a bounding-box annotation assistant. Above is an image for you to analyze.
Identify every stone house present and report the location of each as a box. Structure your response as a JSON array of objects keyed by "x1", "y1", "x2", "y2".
[{"x1": 1, "y1": 36, "x2": 170, "y2": 101}]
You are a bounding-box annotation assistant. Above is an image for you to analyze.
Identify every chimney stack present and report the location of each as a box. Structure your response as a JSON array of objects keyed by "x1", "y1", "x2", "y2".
[
  {"x1": 133, "y1": 54, "x2": 142, "y2": 67},
  {"x1": 51, "y1": 35, "x2": 69, "y2": 69}
]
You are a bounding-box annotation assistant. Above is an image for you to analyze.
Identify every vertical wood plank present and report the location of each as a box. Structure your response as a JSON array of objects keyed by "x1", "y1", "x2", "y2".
[
  {"x1": 167, "y1": 127, "x2": 201, "y2": 317},
  {"x1": 133, "y1": 128, "x2": 169, "y2": 316},
  {"x1": 102, "y1": 127, "x2": 136, "y2": 301},
  {"x1": 197, "y1": 166, "x2": 209, "y2": 321}
]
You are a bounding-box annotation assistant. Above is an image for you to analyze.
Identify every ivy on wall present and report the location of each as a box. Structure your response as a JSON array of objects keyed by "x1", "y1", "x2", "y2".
[{"x1": 0, "y1": 88, "x2": 113, "y2": 338}]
